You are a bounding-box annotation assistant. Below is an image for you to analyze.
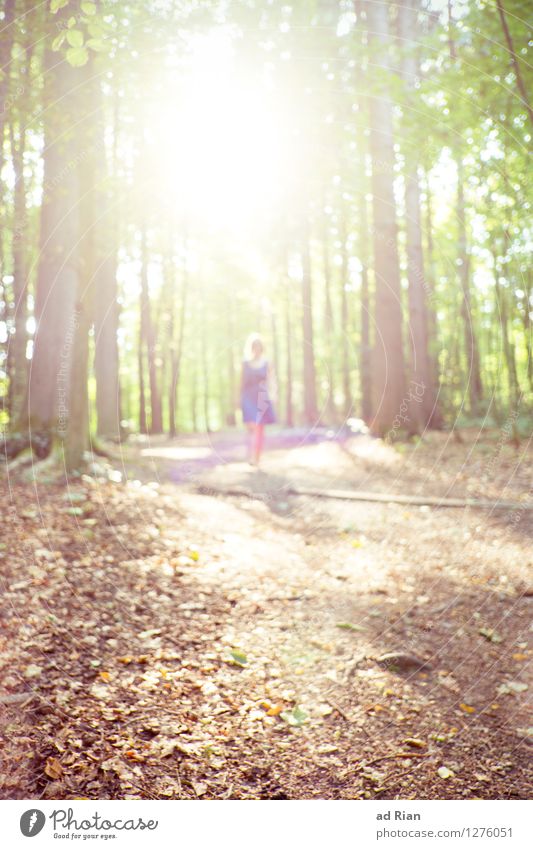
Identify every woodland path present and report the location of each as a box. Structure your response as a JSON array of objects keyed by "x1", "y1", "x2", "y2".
[{"x1": 1, "y1": 430, "x2": 531, "y2": 799}]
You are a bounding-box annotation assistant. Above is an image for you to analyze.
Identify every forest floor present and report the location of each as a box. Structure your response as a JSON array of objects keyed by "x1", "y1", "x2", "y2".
[{"x1": 1, "y1": 428, "x2": 532, "y2": 800}]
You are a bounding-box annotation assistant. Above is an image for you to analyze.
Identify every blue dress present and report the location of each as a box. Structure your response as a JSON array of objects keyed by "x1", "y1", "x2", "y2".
[{"x1": 241, "y1": 360, "x2": 276, "y2": 424}]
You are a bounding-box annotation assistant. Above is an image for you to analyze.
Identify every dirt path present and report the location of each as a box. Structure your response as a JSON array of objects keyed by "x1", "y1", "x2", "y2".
[{"x1": 1, "y1": 434, "x2": 531, "y2": 799}]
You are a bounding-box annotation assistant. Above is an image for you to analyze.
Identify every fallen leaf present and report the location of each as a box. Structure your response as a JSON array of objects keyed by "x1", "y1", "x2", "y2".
[
  {"x1": 479, "y1": 627, "x2": 503, "y2": 644},
  {"x1": 497, "y1": 681, "x2": 528, "y2": 695},
  {"x1": 193, "y1": 781, "x2": 207, "y2": 796},
  {"x1": 24, "y1": 664, "x2": 42, "y2": 679},
  {"x1": 404, "y1": 738, "x2": 427, "y2": 749},
  {"x1": 459, "y1": 703, "x2": 476, "y2": 714},
  {"x1": 229, "y1": 649, "x2": 247, "y2": 667},
  {"x1": 44, "y1": 757, "x2": 64, "y2": 780},
  {"x1": 336, "y1": 622, "x2": 364, "y2": 631},
  {"x1": 280, "y1": 705, "x2": 308, "y2": 726},
  {"x1": 437, "y1": 766, "x2": 454, "y2": 779},
  {"x1": 99, "y1": 671, "x2": 111, "y2": 682},
  {"x1": 125, "y1": 749, "x2": 145, "y2": 762}
]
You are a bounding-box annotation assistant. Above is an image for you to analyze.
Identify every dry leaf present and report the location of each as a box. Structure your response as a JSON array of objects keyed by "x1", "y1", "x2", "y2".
[
  {"x1": 44, "y1": 757, "x2": 64, "y2": 780},
  {"x1": 437, "y1": 766, "x2": 454, "y2": 779},
  {"x1": 404, "y1": 738, "x2": 427, "y2": 748},
  {"x1": 459, "y1": 703, "x2": 476, "y2": 714}
]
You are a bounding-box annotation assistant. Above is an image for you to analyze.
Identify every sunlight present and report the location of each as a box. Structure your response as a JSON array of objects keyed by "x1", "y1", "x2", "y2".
[{"x1": 154, "y1": 32, "x2": 289, "y2": 230}]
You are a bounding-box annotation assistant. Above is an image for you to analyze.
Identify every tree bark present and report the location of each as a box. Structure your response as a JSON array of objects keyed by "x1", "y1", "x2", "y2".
[
  {"x1": 398, "y1": 0, "x2": 441, "y2": 432},
  {"x1": 366, "y1": 0, "x2": 406, "y2": 436},
  {"x1": 21, "y1": 46, "x2": 81, "y2": 451},
  {"x1": 301, "y1": 226, "x2": 318, "y2": 425},
  {"x1": 339, "y1": 209, "x2": 352, "y2": 417},
  {"x1": 8, "y1": 120, "x2": 28, "y2": 422},
  {"x1": 457, "y1": 159, "x2": 483, "y2": 412},
  {"x1": 94, "y1": 94, "x2": 120, "y2": 440},
  {"x1": 496, "y1": 0, "x2": 533, "y2": 129}
]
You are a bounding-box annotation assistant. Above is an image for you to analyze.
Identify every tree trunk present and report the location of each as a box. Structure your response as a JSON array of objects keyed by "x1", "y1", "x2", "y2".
[
  {"x1": 339, "y1": 209, "x2": 352, "y2": 417},
  {"x1": 366, "y1": 0, "x2": 406, "y2": 436},
  {"x1": 322, "y1": 204, "x2": 335, "y2": 418},
  {"x1": 8, "y1": 121, "x2": 28, "y2": 423},
  {"x1": 94, "y1": 94, "x2": 120, "y2": 440},
  {"x1": 139, "y1": 223, "x2": 163, "y2": 434},
  {"x1": 492, "y1": 246, "x2": 520, "y2": 406},
  {"x1": 21, "y1": 46, "x2": 81, "y2": 452},
  {"x1": 64, "y1": 54, "x2": 101, "y2": 471},
  {"x1": 285, "y1": 275, "x2": 294, "y2": 427},
  {"x1": 457, "y1": 159, "x2": 483, "y2": 412},
  {"x1": 496, "y1": 0, "x2": 533, "y2": 129},
  {"x1": 168, "y1": 238, "x2": 188, "y2": 437},
  {"x1": 398, "y1": 0, "x2": 441, "y2": 432},
  {"x1": 301, "y1": 227, "x2": 318, "y2": 425},
  {"x1": 0, "y1": 0, "x2": 15, "y2": 193}
]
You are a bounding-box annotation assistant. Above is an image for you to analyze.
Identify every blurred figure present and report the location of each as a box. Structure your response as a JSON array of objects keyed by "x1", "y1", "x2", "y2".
[{"x1": 240, "y1": 334, "x2": 276, "y2": 465}]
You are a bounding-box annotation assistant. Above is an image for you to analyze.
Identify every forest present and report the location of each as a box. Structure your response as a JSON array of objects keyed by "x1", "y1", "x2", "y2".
[{"x1": 0, "y1": 0, "x2": 531, "y2": 804}]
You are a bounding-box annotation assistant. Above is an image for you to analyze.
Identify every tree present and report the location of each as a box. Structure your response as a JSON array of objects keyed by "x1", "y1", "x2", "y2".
[{"x1": 365, "y1": 0, "x2": 406, "y2": 435}]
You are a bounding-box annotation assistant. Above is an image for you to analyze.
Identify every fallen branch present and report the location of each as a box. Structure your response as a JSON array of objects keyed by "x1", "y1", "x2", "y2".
[{"x1": 196, "y1": 483, "x2": 532, "y2": 511}]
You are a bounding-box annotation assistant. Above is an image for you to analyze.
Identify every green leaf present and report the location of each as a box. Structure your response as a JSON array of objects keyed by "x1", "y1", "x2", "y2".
[
  {"x1": 81, "y1": 1, "x2": 97, "y2": 14},
  {"x1": 280, "y1": 706, "x2": 308, "y2": 726},
  {"x1": 87, "y1": 22, "x2": 104, "y2": 38},
  {"x1": 50, "y1": 0, "x2": 69, "y2": 13},
  {"x1": 336, "y1": 622, "x2": 364, "y2": 631},
  {"x1": 66, "y1": 46, "x2": 89, "y2": 67},
  {"x1": 66, "y1": 29, "x2": 84, "y2": 48},
  {"x1": 230, "y1": 649, "x2": 247, "y2": 666},
  {"x1": 51, "y1": 32, "x2": 66, "y2": 51},
  {"x1": 86, "y1": 39, "x2": 107, "y2": 52},
  {"x1": 65, "y1": 506, "x2": 84, "y2": 516}
]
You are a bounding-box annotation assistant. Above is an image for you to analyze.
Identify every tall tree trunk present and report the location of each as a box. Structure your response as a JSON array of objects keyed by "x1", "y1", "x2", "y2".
[
  {"x1": 398, "y1": 0, "x2": 441, "y2": 432},
  {"x1": 94, "y1": 93, "x2": 120, "y2": 440},
  {"x1": 21, "y1": 45, "x2": 81, "y2": 453},
  {"x1": 64, "y1": 54, "x2": 101, "y2": 471},
  {"x1": 168, "y1": 235, "x2": 188, "y2": 437},
  {"x1": 322, "y1": 204, "x2": 335, "y2": 418},
  {"x1": 495, "y1": 0, "x2": 533, "y2": 129},
  {"x1": 492, "y1": 244, "x2": 520, "y2": 405},
  {"x1": 201, "y1": 294, "x2": 210, "y2": 432},
  {"x1": 301, "y1": 227, "x2": 318, "y2": 424},
  {"x1": 8, "y1": 121, "x2": 28, "y2": 423},
  {"x1": 139, "y1": 223, "x2": 163, "y2": 434},
  {"x1": 285, "y1": 274, "x2": 294, "y2": 427},
  {"x1": 339, "y1": 209, "x2": 352, "y2": 417},
  {"x1": 520, "y1": 272, "x2": 533, "y2": 391},
  {"x1": 423, "y1": 168, "x2": 443, "y2": 423},
  {"x1": 457, "y1": 160, "x2": 483, "y2": 412},
  {"x1": 0, "y1": 0, "x2": 15, "y2": 195},
  {"x1": 366, "y1": 0, "x2": 406, "y2": 436}
]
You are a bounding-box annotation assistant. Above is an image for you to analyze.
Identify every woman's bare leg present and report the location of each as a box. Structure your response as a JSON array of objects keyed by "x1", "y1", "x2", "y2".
[
  {"x1": 253, "y1": 423, "x2": 264, "y2": 465},
  {"x1": 246, "y1": 423, "x2": 255, "y2": 463}
]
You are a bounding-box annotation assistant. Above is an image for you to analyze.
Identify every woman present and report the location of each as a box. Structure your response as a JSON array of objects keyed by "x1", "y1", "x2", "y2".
[{"x1": 240, "y1": 334, "x2": 276, "y2": 466}]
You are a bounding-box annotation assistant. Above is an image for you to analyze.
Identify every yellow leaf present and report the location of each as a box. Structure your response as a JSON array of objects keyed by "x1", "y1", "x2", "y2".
[
  {"x1": 99, "y1": 671, "x2": 111, "y2": 682},
  {"x1": 460, "y1": 703, "x2": 476, "y2": 714},
  {"x1": 404, "y1": 737, "x2": 427, "y2": 748},
  {"x1": 267, "y1": 704, "x2": 284, "y2": 716},
  {"x1": 44, "y1": 756, "x2": 63, "y2": 780},
  {"x1": 512, "y1": 653, "x2": 528, "y2": 661}
]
